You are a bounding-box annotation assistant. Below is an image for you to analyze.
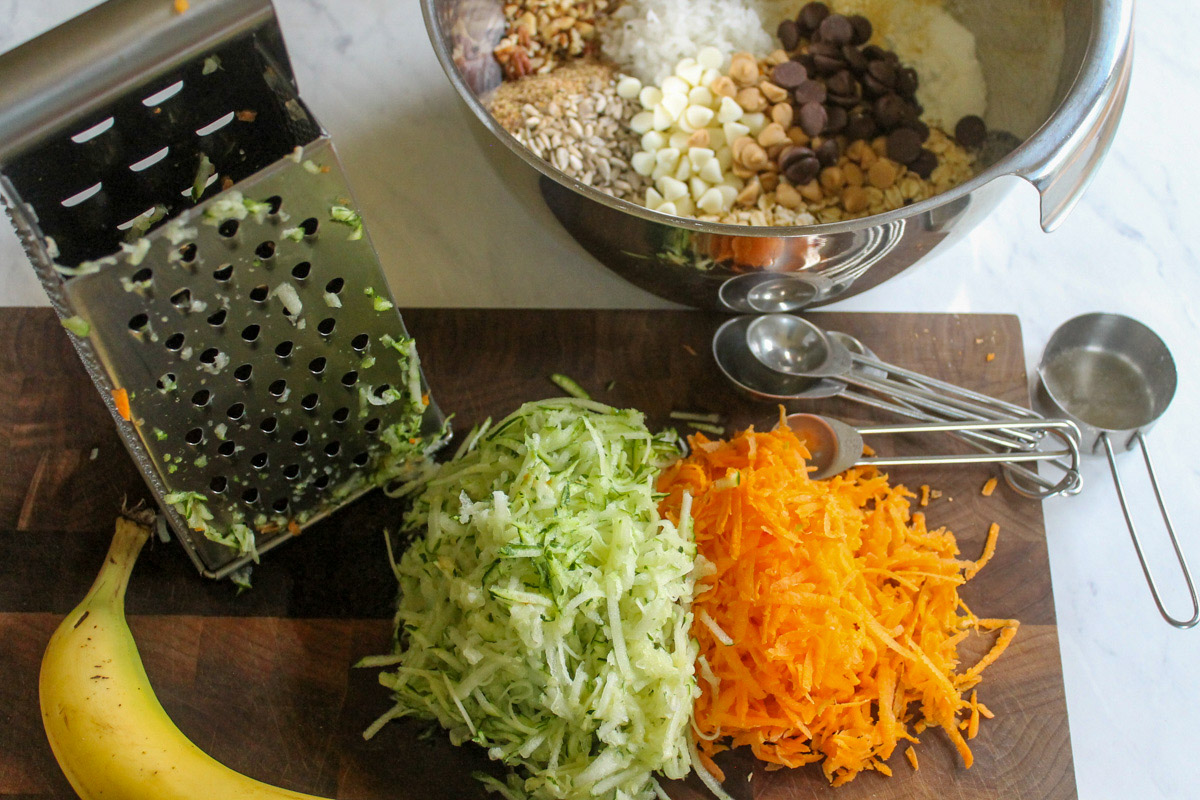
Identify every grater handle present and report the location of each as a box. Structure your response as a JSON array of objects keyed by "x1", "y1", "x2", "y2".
[{"x1": 0, "y1": 0, "x2": 286, "y2": 163}]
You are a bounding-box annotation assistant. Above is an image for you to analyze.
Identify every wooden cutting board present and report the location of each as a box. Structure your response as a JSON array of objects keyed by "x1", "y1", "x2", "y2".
[{"x1": 0, "y1": 307, "x2": 1075, "y2": 800}]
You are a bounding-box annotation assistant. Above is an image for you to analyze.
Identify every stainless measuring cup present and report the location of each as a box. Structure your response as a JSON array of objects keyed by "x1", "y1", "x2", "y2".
[{"x1": 1037, "y1": 313, "x2": 1198, "y2": 629}]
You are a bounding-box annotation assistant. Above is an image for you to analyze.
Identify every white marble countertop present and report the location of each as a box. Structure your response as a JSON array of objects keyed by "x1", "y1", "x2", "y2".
[{"x1": 2, "y1": 1, "x2": 1198, "y2": 798}]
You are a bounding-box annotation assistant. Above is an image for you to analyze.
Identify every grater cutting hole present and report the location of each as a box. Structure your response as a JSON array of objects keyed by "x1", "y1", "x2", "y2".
[
  {"x1": 314, "y1": 475, "x2": 331, "y2": 490},
  {"x1": 317, "y1": 317, "x2": 337, "y2": 336},
  {"x1": 207, "y1": 309, "x2": 227, "y2": 326},
  {"x1": 249, "y1": 284, "x2": 269, "y2": 303},
  {"x1": 325, "y1": 277, "x2": 344, "y2": 295},
  {"x1": 241, "y1": 324, "x2": 260, "y2": 342},
  {"x1": 260, "y1": 416, "x2": 278, "y2": 434},
  {"x1": 300, "y1": 217, "x2": 319, "y2": 236},
  {"x1": 227, "y1": 402, "x2": 245, "y2": 420},
  {"x1": 324, "y1": 441, "x2": 341, "y2": 457},
  {"x1": 128, "y1": 313, "x2": 149, "y2": 331},
  {"x1": 178, "y1": 243, "x2": 198, "y2": 263},
  {"x1": 212, "y1": 264, "x2": 234, "y2": 282},
  {"x1": 272, "y1": 498, "x2": 290, "y2": 513},
  {"x1": 340, "y1": 371, "x2": 358, "y2": 387},
  {"x1": 301, "y1": 393, "x2": 319, "y2": 410},
  {"x1": 209, "y1": 476, "x2": 228, "y2": 495},
  {"x1": 255, "y1": 241, "x2": 276, "y2": 259},
  {"x1": 283, "y1": 464, "x2": 301, "y2": 480},
  {"x1": 364, "y1": 417, "x2": 381, "y2": 434},
  {"x1": 352, "y1": 452, "x2": 370, "y2": 468},
  {"x1": 130, "y1": 267, "x2": 154, "y2": 286},
  {"x1": 274, "y1": 340, "x2": 293, "y2": 359},
  {"x1": 218, "y1": 441, "x2": 237, "y2": 457},
  {"x1": 129, "y1": 147, "x2": 170, "y2": 173},
  {"x1": 234, "y1": 364, "x2": 253, "y2": 382},
  {"x1": 156, "y1": 372, "x2": 176, "y2": 390},
  {"x1": 185, "y1": 428, "x2": 205, "y2": 446},
  {"x1": 170, "y1": 288, "x2": 192, "y2": 309},
  {"x1": 142, "y1": 80, "x2": 184, "y2": 107},
  {"x1": 266, "y1": 195, "x2": 283, "y2": 215},
  {"x1": 291, "y1": 429, "x2": 309, "y2": 446},
  {"x1": 291, "y1": 261, "x2": 311, "y2": 280},
  {"x1": 251, "y1": 453, "x2": 269, "y2": 470},
  {"x1": 191, "y1": 389, "x2": 211, "y2": 407},
  {"x1": 195, "y1": 112, "x2": 235, "y2": 137},
  {"x1": 268, "y1": 379, "x2": 287, "y2": 398},
  {"x1": 308, "y1": 356, "x2": 327, "y2": 375},
  {"x1": 62, "y1": 182, "x2": 103, "y2": 208},
  {"x1": 198, "y1": 348, "x2": 220, "y2": 366},
  {"x1": 164, "y1": 332, "x2": 185, "y2": 351},
  {"x1": 371, "y1": 385, "x2": 391, "y2": 401},
  {"x1": 218, "y1": 219, "x2": 239, "y2": 238},
  {"x1": 351, "y1": 333, "x2": 369, "y2": 351},
  {"x1": 241, "y1": 488, "x2": 259, "y2": 505},
  {"x1": 332, "y1": 407, "x2": 350, "y2": 424},
  {"x1": 71, "y1": 117, "x2": 114, "y2": 143}
]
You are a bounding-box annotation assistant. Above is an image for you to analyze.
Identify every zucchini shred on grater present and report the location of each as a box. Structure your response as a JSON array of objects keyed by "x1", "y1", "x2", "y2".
[{"x1": 0, "y1": 0, "x2": 449, "y2": 579}]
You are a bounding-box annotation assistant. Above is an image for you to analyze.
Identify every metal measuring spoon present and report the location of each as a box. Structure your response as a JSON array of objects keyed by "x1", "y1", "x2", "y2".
[
  {"x1": 1037, "y1": 312, "x2": 1197, "y2": 629},
  {"x1": 780, "y1": 413, "x2": 1081, "y2": 481}
]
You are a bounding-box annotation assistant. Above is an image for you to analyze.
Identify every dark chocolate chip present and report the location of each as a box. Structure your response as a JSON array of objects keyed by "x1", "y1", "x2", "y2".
[
  {"x1": 795, "y1": 53, "x2": 819, "y2": 76},
  {"x1": 827, "y1": 92, "x2": 861, "y2": 109},
  {"x1": 798, "y1": 102, "x2": 829, "y2": 137},
  {"x1": 813, "y1": 53, "x2": 846, "y2": 75},
  {"x1": 785, "y1": 156, "x2": 821, "y2": 186},
  {"x1": 792, "y1": 79, "x2": 827, "y2": 105},
  {"x1": 808, "y1": 41, "x2": 842, "y2": 59},
  {"x1": 955, "y1": 115, "x2": 987, "y2": 148},
  {"x1": 818, "y1": 14, "x2": 854, "y2": 45},
  {"x1": 886, "y1": 127, "x2": 924, "y2": 164},
  {"x1": 866, "y1": 59, "x2": 896, "y2": 88},
  {"x1": 845, "y1": 111, "x2": 877, "y2": 142},
  {"x1": 826, "y1": 69, "x2": 856, "y2": 97},
  {"x1": 778, "y1": 146, "x2": 814, "y2": 171},
  {"x1": 799, "y1": 2, "x2": 830, "y2": 33},
  {"x1": 849, "y1": 14, "x2": 873, "y2": 45},
  {"x1": 842, "y1": 45, "x2": 869, "y2": 73},
  {"x1": 862, "y1": 73, "x2": 890, "y2": 99},
  {"x1": 908, "y1": 120, "x2": 931, "y2": 143},
  {"x1": 778, "y1": 19, "x2": 802, "y2": 52},
  {"x1": 862, "y1": 44, "x2": 888, "y2": 61},
  {"x1": 823, "y1": 105, "x2": 848, "y2": 135},
  {"x1": 874, "y1": 94, "x2": 909, "y2": 129},
  {"x1": 909, "y1": 148, "x2": 938, "y2": 179},
  {"x1": 815, "y1": 138, "x2": 841, "y2": 167},
  {"x1": 896, "y1": 67, "x2": 919, "y2": 98},
  {"x1": 772, "y1": 60, "x2": 808, "y2": 89}
]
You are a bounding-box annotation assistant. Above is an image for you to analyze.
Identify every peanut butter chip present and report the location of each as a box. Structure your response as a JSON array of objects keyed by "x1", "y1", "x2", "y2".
[
  {"x1": 820, "y1": 166, "x2": 845, "y2": 191},
  {"x1": 868, "y1": 159, "x2": 898, "y2": 189},
  {"x1": 735, "y1": 87, "x2": 767, "y2": 113},
  {"x1": 842, "y1": 185, "x2": 868, "y2": 213},
  {"x1": 799, "y1": 179, "x2": 824, "y2": 202},
  {"x1": 757, "y1": 122, "x2": 790, "y2": 149},
  {"x1": 771, "y1": 103, "x2": 794, "y2": 128},
  {"x1": 687, "y1": 129, "x2": 711, "y2": 149},
  {"x1": 729, "y1": 54, "x2": 759, "y2": 85},
  {"x1": 740, "y1": 142, "x2": 769, "y2": 171},
  {"x1": 759, "y1": 81, "x2": 789, "y2": 104},
  {"x1": 710, "y1": 76, "x2": 737, "y2": 98},
  {"x1": 775, "y1": 182, "x2": 802, "y2": 209}
]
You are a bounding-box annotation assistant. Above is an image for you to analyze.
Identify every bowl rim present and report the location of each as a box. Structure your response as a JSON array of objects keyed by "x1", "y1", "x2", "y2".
[{"x1": 421, "y1": 0, "x2": 1133, "y2": 237}]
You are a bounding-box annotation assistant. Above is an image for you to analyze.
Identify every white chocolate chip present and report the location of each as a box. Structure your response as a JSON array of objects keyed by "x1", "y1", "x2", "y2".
[
  {"x1": 741, "y1": 112, "x2": 766, "y2": 135},
  {"x1": 661, "y1": 76, "x2": 690, "y2": 96},
  {"x1": 684, "y1": 104, "x2": 715, "y2": 129},
  {"x1": 722, "y1": 121, "x2": 750, "y2": 143},
  {"x1": 689, "y1": 177, "x2": 710, "y2": 200},
  {"x1": 668, "y1": 131, "x2": 691, "y2": 150},
  {"x1": 645, "y1": 187, "x2": 664, "y2": 209},
  {"x1": 697, "y1": 187, "x2": 724, "y2": 214},
  {"x1": 661, "y1": 93, "x2": 688, "y2": 120},
  {"x1": 673, "y1": 158, "x2": 692, "y2": 181},
  {"x1": 652, "y1": 105, "x2": 673, "y2": 130},
  {"x1": 656, "y1": 175, "x2": 688, "y2": 202},
  {"x1": 657, "y1": 200, "x2": 677, "y2": 215},
  {"x1": 699, "y1": 157, "x2": 724, "y2": 184},
  {"x1": 631, "y1": 151, "x2": 656, "y2": 176},
  {"x1": 716, "y1": 96, "x2": 744, "y2": 124},
  {"x1": 641, "y1": 131, "x2": 666, "y2": 151},
  {"x1": 677, "y1": 60, "x2": 705, "y2": 87},
  {"x1": 688, "y1": 147, "x2": 715, "y2": 171},
  {"x1": 639, "y1": 86, "x2": 663, "y2": 109},
  {"x1": 629, "y1": 111, "x2": 654, "y2": 135},
  {"x1": 697, "y1": 46, "x2": 724, "y2": 71},
  {"x1": 688, "y1": 86, "x2": 714, "y2": 108},
  {"x1": 655, "y1": 147, "x2": 681, "y2": 170},
  {"x1": 616, "y1": 76, "x2": 643, "y2": 100}
]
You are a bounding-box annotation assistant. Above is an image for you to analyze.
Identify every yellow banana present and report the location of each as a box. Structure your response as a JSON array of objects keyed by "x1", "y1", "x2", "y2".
[{"x1": 39, "y1": 516, "x2": 332, "y2": 800}]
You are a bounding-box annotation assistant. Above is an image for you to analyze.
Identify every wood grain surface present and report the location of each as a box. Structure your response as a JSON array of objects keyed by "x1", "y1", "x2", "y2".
[{"x1": 0, "y1": 307, "x2": 1075, "y2": 800}]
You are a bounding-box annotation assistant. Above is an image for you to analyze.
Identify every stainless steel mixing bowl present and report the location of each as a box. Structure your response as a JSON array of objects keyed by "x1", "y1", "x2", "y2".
[{"x1": 422, "y1": 0, "x2": 1133, "y2": 310}]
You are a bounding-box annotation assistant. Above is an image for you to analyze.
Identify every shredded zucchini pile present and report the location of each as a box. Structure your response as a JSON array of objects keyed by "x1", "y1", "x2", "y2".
[{"x1": 368, "y1": 398, "x2": 698, "y2": 800}]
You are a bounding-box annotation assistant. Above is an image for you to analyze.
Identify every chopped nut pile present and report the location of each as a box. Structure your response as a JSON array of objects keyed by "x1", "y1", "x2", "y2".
[{"x1": 494, "y1": 0, "x2": 608, "y2": 80}]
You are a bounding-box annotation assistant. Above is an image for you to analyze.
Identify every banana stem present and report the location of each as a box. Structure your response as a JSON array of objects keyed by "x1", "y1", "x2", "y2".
[{"x1": 79, "y1": 516, "x2": 150, "y2": 617}]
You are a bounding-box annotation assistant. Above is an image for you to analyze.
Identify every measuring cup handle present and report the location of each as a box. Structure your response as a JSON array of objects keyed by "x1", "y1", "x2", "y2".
[{"x1": 1101, "y1": 432, "x2": 1199, "y2": 629}]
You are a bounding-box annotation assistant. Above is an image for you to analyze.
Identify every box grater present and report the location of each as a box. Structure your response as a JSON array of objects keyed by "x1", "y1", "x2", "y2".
[{"x1": 0, "y1": 0, "x2": 449, "y2": 579}]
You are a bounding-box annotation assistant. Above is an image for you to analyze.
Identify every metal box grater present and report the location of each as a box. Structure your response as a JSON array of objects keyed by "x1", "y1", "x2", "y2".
[{"x1": 0, "y1": 0, "x2": 449, "y2": 579}]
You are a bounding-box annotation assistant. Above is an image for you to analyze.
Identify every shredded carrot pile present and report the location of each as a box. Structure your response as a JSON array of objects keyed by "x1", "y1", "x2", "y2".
[{"x1": 656, "y1": 420, "x2": 1018, "y2": 786}]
